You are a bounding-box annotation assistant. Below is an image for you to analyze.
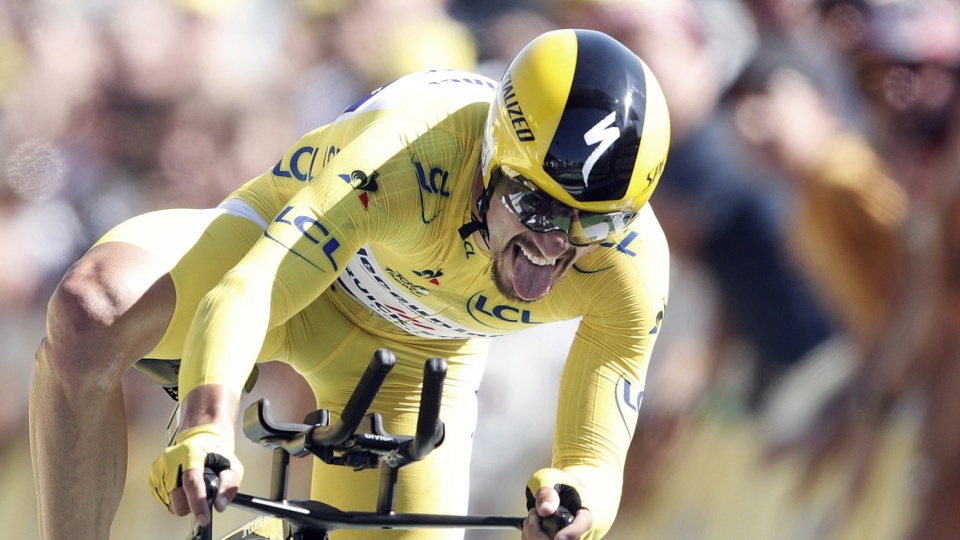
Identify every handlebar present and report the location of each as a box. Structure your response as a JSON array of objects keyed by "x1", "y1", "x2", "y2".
[
  {"x1": 408, "y1": 356, "x2": 446, "y2": 461},
  {"x1": 192, "y1": 349, "x2": 573, "y2": 539}
]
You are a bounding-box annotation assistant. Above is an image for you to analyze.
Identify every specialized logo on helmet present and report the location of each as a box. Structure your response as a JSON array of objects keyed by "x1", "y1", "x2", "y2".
[
  {"x1": 646, "y1": 159, "x2": 666, "y2": 189},
  {"x1": 500, "y1": 73, "x2": 535, "y2": 142},
  {"x1": 582, "y1": 111, "x2": 621, "y2": 187}
]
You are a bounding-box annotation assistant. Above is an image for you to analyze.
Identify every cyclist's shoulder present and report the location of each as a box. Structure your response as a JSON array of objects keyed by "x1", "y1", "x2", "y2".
[
  {"x1": 570, "y1": 205, "x2": 670, "y2": 298},
  {"x1": 334, "y1": 69, "x2": 497, "y2": 126},
  {"x1": 628, "y1": 204, "x2": 669, "y2": 254},
  {"x1": 283, "y1": 70, "x2": 495, "y2": 158},
  {"x1": 583, "y1": 205, "x2": 669, "y2": 267}
]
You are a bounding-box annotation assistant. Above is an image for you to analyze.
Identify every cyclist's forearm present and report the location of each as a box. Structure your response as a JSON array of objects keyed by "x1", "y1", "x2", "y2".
[
  {"x1": 551, "y1": 338, "x2": 650, "y2": 537},
  {"x1": 179, "y1": 266, "x2": 276, "y2": 397},
  {"x1": 149, "y1": 383, "x2": 245, "y2": 513},
  {"x1": 179, "y1": 384, "x2": 240, "y2": 433}
]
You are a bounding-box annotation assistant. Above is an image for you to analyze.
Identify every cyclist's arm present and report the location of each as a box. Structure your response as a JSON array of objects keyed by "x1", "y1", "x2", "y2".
[
  {"x1": 153, "y1": 116, "x2": 429, "y2": 518},
  {"x1": 530, "y1": 212, "x2": 670, "y2": 539},
  {"x1": 160, "y1": 107, "x2": 483, "y2": 521}
]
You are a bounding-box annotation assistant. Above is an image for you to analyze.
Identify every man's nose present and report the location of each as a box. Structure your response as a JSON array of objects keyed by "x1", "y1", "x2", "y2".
[{"x1": 533, "y1": 229, "x2": 571, "y2": 258}]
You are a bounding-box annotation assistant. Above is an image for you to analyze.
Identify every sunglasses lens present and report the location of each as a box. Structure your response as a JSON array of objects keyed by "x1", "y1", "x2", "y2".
[{"x1": 493, "y1": 168, "x2": 636, "y2": 245}]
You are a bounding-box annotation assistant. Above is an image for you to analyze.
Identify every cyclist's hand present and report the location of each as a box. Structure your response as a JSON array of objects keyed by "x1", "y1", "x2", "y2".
[
  {"x1": 148, "y1": 424, "x2": 244, "y2": 526},
  {"x1": 523, "y1": 469, "x2": 592, "y2": 539},
  {"x1": 523, "y1": 486, "x2": 593, "y2": 539}
]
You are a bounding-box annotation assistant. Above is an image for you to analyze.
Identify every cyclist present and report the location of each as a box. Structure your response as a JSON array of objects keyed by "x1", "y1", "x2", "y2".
[{"x1": 30, "y1": 29, "x2": 670, "y2": 540}]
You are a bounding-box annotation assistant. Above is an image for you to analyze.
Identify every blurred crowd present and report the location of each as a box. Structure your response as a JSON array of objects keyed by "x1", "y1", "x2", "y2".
[{"x1": 1, "y1": 0, "x2": 958, "y2": 539}]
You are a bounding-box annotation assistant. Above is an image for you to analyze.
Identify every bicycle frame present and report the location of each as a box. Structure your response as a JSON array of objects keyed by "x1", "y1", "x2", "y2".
[{"x1": 188, "y1": 349, "x2": 571, "y2": 540}]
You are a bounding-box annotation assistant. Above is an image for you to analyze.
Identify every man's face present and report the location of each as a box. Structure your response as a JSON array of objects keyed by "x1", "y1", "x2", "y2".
[{"x1": 483, "y1": 182, "x2": 595, "y2": 303}]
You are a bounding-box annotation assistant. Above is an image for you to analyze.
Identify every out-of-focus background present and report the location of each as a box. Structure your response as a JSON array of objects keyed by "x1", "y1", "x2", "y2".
[{"x1": 2, "y1": 0, "x2": 959, "y2": 538}]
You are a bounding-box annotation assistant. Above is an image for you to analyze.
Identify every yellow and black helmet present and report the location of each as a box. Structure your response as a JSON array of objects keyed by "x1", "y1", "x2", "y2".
[{"x1": 482, "y1": 29, "x2": 670, "y2": 216}]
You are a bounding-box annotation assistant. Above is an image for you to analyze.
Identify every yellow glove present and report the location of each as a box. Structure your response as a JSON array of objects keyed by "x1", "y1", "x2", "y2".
[
  {"x1": 526, "y1": 468, "x2": 595, "y2": 538},
  {"x1": 147, "y1": 424, "x2": 244, "y2": 509},
  {"x1": 526, "y1": 468, "x2": 587, "y2": 513}
]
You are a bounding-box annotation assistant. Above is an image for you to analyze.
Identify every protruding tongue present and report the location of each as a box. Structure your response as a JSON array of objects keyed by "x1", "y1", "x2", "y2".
[{"x1": 513, "y1": 248, "x2": 555, "y2": 301}]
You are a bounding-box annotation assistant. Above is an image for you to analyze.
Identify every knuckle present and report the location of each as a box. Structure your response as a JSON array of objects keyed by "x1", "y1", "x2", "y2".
[{"x1": 182, "y1": 471, "x2": 200, "y2": 487}]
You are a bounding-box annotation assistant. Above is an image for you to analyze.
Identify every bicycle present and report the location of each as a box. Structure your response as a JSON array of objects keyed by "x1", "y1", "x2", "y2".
[{"x1": 170, "y1": 349, "x2": 575, "y2": 540}]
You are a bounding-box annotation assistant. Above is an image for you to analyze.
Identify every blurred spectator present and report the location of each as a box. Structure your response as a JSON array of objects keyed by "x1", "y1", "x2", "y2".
[
  {"x1": 730, "y1": 1, "x2": 960, "y2": 538},
  {"x1": 742, "y1": 0, "x2": 870, "y2": 129},
  {"x1": 0, "y1": 3, "x2": 98, "y2": 449},
  {"x1": 727, "y1": 39, "x2": 908, "y2": 351},
  {"x1": 811, "y1": 2, "x2": 960, "y2": 538},
  {"x1": 284, "y1": 0, "x2": 479, "y2": 134},
  {"x1": 472, "y1": 8, "x2": 559, "y2": 81},
  {"x1": 848, "y1": 0, "x2": 960, "y2": 195},
  {"x1": 903, "y1": 121, "x2": 960, "y2": 539},
  {"x1": 725, "y1": 39, "x2": 909, "y2": 505},
  {"x1": 0, "y1": 1, "x2": 306, "y2": 535}
]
